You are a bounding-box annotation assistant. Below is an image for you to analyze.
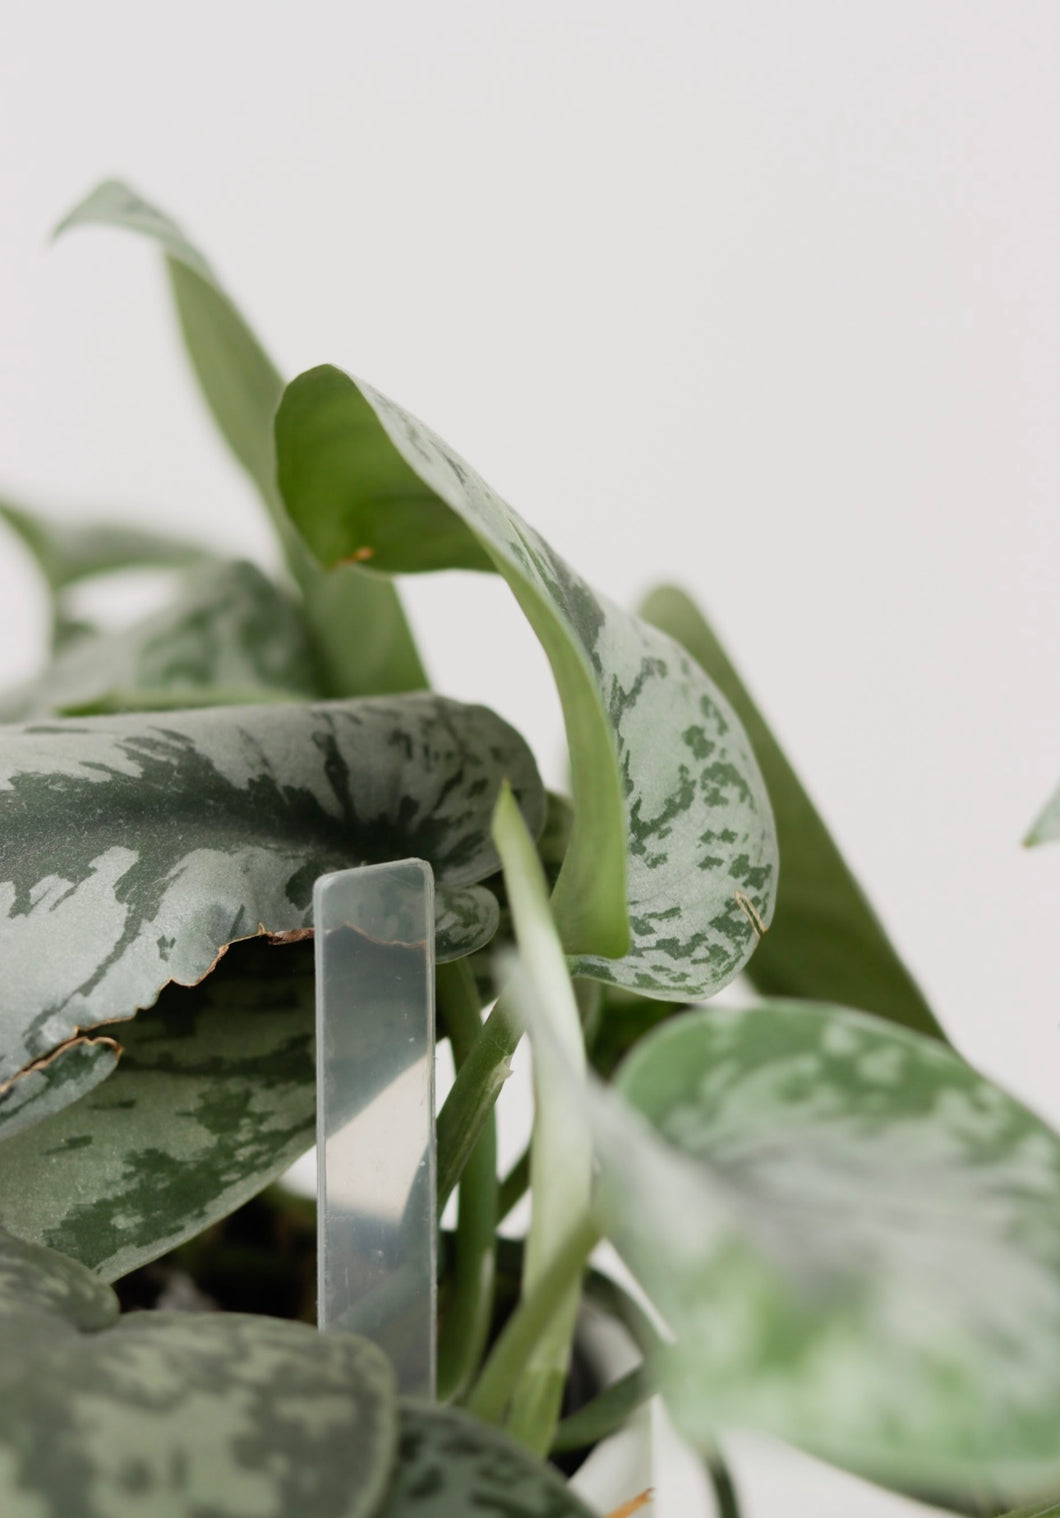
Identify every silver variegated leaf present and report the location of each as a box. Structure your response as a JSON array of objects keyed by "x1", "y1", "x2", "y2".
[
  {"x1": 0, "y1": 559, "x2": 323, "y2": 721},
  {"x1": 380, "y1": 1403, "x2": 596, "y2": 1517},
  {"x1": 0, "y1": 695, "x2": 543, "y2": 1102},
  {"x1": 0, "y1": 1225, "x2": 117, "y2": 1329},
  {"x1": 0, "y1": 940, "x2": 315, "y2": 1278},
  {"x1": 275, "y1": 365, "x2": 778, "y2": 999},
  {"x1": 0, "y1": 1035, "x2": 119, "y2": 1144},
  {"x1": 640, "y1": 584, "x2": 943, "y2": 1039},
  {"x1": 0, "y1": 1226, "x2": 397, "y2": 1518},
  {"x1": 601, "y1": 1002, "x2": 1060, "y2": 1504}
]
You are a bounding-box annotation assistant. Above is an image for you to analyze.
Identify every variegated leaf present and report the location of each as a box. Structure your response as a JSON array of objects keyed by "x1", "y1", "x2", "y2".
[
  {"x1": 0, "y1": 559, "x2": 323, "y2": 721},
  {"x1": 0, "y1": 1225, "x2": 117, "y2": 1329},
  {"x1": 57, "y1": 180, "x2": 428, "y2": 699},
  {"x1": 275, "y1": 365, "x2": 778, "y2": 1000},
  {"x1": 0, "y1": 940, "x2": 316, "y2": 1278},
  {"x1": 379, "y1": 1402, "x2": 596, "y2": 1517},
  {"x1": 0, "y1": 1228, "x2": 397, "y2": 1518},
  {"x1": 0, "y1": 1035, "x2": 119, "y2": 1144},
  {"x1": 600, "y1": 1002, "x2": 1060, "y2": 1503},
  {"x1": 0, "y1": 695, "x2": 543, "y2": 1103},
  {"x1": 640, "y1": 584, "x2": 943, "y2": 1039},
  {"x1": 1025, "y1": 782, "x2": 1060, "y2": 848}
]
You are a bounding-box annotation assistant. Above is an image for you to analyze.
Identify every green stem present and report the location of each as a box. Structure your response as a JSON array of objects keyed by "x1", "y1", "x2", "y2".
[
  {"x1": 466, "y1": 1216, "x2": 599, "y2": 1429},
  {"x1": 550, "y1": 1363, "x2": 656, "y2": 1453},
  {"x1": 705, "y1": 1447, "x2": 742, "y2": 1518},
  {"x1": 582, "y1": 1268, "x2": 663, "y2": 1361},
  {"x1": 497, "y1": 1147, "x2": 530, "y2": 1222},
  {"x1": 436, "y1": 995, "x2": 520, "y2": 1213},
  {"x1": 435, "y1": 961, "x2": 498, "y2": 1403}
]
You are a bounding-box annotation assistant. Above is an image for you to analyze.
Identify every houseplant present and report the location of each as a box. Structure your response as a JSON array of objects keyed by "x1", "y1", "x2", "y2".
[{"x1": 0, "y1": 180, "x2": 1057, "y2": 1517}]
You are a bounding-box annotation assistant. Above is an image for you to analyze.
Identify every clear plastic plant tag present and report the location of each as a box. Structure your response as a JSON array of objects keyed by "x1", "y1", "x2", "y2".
[{"x1": 314, "y1": 860, "x2": 436, "y2": 1398}]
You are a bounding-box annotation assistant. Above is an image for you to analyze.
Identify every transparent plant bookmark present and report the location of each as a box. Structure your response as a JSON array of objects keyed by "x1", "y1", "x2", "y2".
[{"x1": 315, "y1": 860, "x2": 436, "y2": 1398}]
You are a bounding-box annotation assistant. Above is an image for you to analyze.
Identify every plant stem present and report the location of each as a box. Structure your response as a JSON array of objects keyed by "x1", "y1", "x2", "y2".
[
  {"x1": 465, "y1": 1216, "x2": 599, "y2": 1429},
  {"x1": 705, "y1": 1447, "x2": 742, "y2": 1518},
  {"x1": 497, "y1": 1147, "x2": 530, "y2": 1222},
  {"x1": 435, "y1": 961, "x2": 498, "y2": 1403},
  {"x1": 436, "y1": 995, "x2": 520, "y2": 1213},
  {"x1": 550, "y1": 1363, "x2": 656, "y2": 1453}
]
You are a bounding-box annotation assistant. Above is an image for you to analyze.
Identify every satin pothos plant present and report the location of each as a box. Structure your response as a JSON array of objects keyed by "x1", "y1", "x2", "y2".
[{"x1": 0, "y1": 182, "x2": 1057, "y2": 1518}]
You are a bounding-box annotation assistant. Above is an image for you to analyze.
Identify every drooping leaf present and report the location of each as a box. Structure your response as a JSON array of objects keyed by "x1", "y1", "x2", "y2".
[
  {"x1": 0, "y1": 495, "x2": 211, "y2": 594},
  {"x1": 275, "y1": 364, "x2": 778, "y2": 1000},
  {"x1": 1025, "y1": 783, "x2": 1060, "y2": 848},
  {"x1": 0, "y1": 1035, "x2": 120, "y2": 1144},
  {"x1": 0, "y1": 1229, "x2": 398, "y2": 1518},
  {"x1": 56, "y1": 179, "x2": 428, "y2": 697},
  {"x1": 379, "y1": 1402, "x2": 596, "y2": 1517},
  {"x1": 640, "y1": 584, "x2": 942, "y2": 1039},
  {"x1": 0, "y1": 695, "x2": 543, "y2": 1107},
  {"x1": 0, "y1": 559, "x2": 324, "y2": 721},
  {"x1": 600, "y1": 1002, "x2": 1060, "y2": 1502}
]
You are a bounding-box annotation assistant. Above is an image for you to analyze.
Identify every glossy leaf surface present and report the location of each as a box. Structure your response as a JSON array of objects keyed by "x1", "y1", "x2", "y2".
[
  {"x1": 605, "y1": 1002, "x2": 1060, "y2": 1499},
  {"x1": 0, "y1": 559, "x2": 323, "y2": 720},
  {"x1": 640, "y1": 585, "x2": 942, "y2": 1038},
  {"x1": 380, "y1": 1402, "x2": 596, "y2": 1517},
  {"x1": 0, "y1": 695, "x2": 542, "y2": 1097},
  {"x1": 56, "y1": 180, "x2": 427, "y2": 698},
  {"x1": 0, "y1": 1226, "x2": 397, "y2": 1518},
  {"x1": 276, "y1": 364, "x2": 778, "y2": 999}
]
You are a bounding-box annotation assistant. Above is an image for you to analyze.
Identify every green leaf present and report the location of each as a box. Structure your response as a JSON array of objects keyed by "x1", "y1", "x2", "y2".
[
  {"x1": 0, "y1": 1035, "x2": 120, "y2": 1144},
  {"x1": 0, "y1": 559, "x2": 324, "y2": 721},
  {"x1": 1025, "y1": 783, "x2": 1060, "y2": 848},
  {"x1": 0, "y1": 496, "x2": 211, "y2": 594},
  {"x1": 0, "y1": 1224, "x2": 117, "y2": 1330},
  {"x1": 379, "y1": 1402, "x2": 596, "y2": 1517},
  {"x1": 0, "y1": 940, "x2": 315, "y2": 1278},
  {"x1": 56, "y1": 180, "x2": 428, "y2": 698},
  {"x1": 0, "y1": 1228, "x2": 398, "y2": 1518},
  {"x1": 275, "y1": 364, "x2": 778, "y2": 1000},
  {"x1": 0, "y1": 695, "x2": 543, "y2": 1108},
  {"x1": 602, "y1": 1001, "x2": 1060, "y2": 1502},
  {"x1": 640, "y1": 584, "x2": 942, "y2": 1039}
]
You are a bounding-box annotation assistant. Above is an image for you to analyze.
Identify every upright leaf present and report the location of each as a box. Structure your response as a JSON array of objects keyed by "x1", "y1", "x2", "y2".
[
  {"x1": 56, "y1": 180, "x2": 427, "y2": 697},
  {"x1": 492, "y1": 785, "x2": 592, "y2": 1451},
  {"x1": 640, "y1": 585, "x2": 942, "y2": 1038},
  {"x1": 0, "y1": 559, "x2": 323, "y2": 720},
  {"x1": 1025, "y1": 783, "x2": 1060, "y2": 848},
  {"x1": 0, "y1": 695, "x2": 544, "y2": 1111},
  {"x1": 0, "y1": 1229, "x2": 398, "y2": 1518},
  {"x1": 276, "y1": 364, "x2": 778, "y2": 1000}
]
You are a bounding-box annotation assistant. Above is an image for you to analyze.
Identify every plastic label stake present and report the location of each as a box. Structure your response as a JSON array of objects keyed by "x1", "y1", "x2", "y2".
[{"x1": 314, "y1": 860, "x2": 436, "y2": 1398}]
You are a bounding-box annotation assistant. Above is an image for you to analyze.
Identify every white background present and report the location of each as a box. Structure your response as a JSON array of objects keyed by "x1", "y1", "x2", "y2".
[{"x1": 1, "y1": 3, "x2": 1057, "y2": 1513}]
